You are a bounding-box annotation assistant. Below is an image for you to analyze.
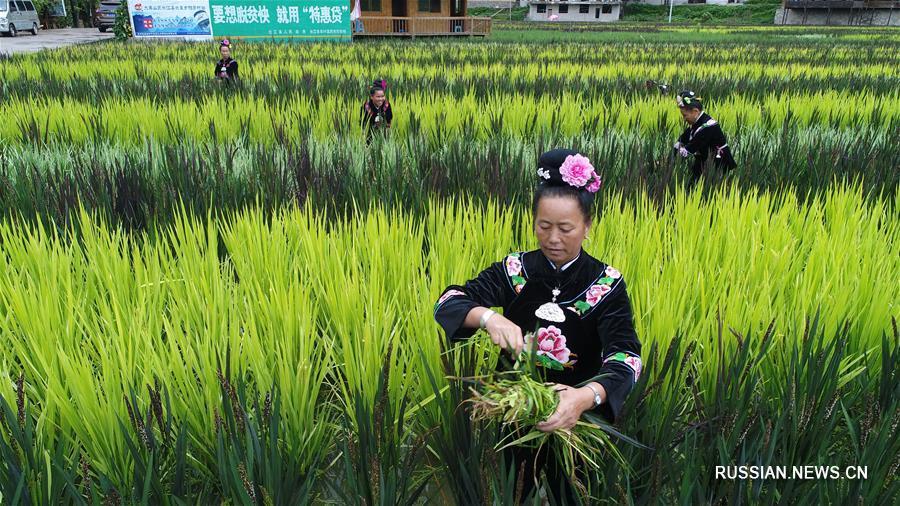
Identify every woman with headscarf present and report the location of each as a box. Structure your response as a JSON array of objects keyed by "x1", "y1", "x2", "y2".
[
  {"x1": 433, "y1": 149, "x2": 642, "y2": 503},
  {"x1": 361, "y1": 78, "x2": 392, "y2": 143},
  {"x1": 674, "y1": 90, "x2": 736, "y2": 184},
  {"x1": 214, "y1": 39, "x2": 238, "y2": 81}
]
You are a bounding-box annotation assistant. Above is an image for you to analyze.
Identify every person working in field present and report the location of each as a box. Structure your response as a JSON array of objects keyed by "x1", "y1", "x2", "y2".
[
  {"x1": 674, "y1": 90, "x2": 736, "y2": 184},
  {"x1": 214, "y1": 39, "x2": 239, "y2": 81},
  {"x1": 361, "y1": 79, "x2": 392, "y2": 143},
  {"x1": 434, "y1": 149, "x2": 642, "y2": 503}
]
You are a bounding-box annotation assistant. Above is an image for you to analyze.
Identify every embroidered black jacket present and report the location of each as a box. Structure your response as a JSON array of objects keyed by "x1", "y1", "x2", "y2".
[{"x1": 434, "y1": 249, "x2": 642, "y2": 423}]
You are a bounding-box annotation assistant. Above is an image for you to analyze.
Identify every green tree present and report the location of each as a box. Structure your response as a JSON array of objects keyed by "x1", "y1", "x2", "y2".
[{"x1": 113, "y1": 0, "x2": 130, "y2": 39}]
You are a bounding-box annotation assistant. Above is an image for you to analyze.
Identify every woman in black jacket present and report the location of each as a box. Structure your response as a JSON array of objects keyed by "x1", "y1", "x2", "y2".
[
  {"x1": 434, "y1": 149, "x2": 642, "y2": 503},
  {"x1": 214, "y1": 39, "x2": 238, "y2": 81},
  {"x1": 361, "y1": 78, "x2": 392, "y2": 143},
  {"x1": 674, "y1": 90, "x2": 736, "y2": 184}
]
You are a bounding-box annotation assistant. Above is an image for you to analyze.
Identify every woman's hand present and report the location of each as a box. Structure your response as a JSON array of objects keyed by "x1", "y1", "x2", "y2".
[
  {"x1": 535, "y1": 384, "x2": 596, "y2": 433},
  {"x1": 484, "y1": 314, "x2": 525, "y2": 355}
]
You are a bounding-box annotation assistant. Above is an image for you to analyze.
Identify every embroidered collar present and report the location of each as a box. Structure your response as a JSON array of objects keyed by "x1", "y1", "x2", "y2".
[
  {"x1": 691, "y1": 113, "x2": 709, "y2": 129},
  {"x1": 548, "y1": 253, "x2": 581, "y2": 272},
  {"x1": 505, "y1": 250, "x2": 597, "y2": 298},
  {"x1": 690, "y1": 114, "x2": 718, "y2": 140}
]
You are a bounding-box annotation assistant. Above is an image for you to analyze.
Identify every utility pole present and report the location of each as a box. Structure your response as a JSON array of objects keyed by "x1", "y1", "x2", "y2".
[{"x1": 668, "y1": 0, "x2": 674, "y2": 23}]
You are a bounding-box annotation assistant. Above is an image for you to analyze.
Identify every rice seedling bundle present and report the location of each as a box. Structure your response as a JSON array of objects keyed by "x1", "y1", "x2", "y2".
[{"x1": 465, "y1": 359, "x2": 632, "y2": 497}]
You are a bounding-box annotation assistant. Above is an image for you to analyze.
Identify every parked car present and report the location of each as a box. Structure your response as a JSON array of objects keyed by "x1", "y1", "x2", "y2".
[
  {"x1": 0, "y1": 0, "x2": 40, "y2": 37},
  {"x1": 94, "y1": 0, "x2": 123, "y2": 33}
]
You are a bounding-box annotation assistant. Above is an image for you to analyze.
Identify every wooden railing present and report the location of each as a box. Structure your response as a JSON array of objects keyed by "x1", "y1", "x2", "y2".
[{"x1": 353, "y1": 16, "x2": 492, "y2": 36}]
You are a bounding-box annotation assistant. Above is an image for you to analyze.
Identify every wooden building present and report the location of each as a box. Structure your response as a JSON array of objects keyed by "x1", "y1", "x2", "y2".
[{"x1": 353, "y1": 0, "x2": 492, "y2": 36}]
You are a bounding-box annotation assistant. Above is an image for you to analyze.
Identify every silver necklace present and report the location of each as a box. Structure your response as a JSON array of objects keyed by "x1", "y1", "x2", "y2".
[{"x1": 535, "y1": 287, "x2": 565, "y2": 323}]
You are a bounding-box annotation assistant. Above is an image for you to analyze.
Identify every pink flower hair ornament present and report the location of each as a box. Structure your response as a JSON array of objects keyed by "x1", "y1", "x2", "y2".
[{"x1": 537, "y1": 149, "x2": 602, "y2": 194}]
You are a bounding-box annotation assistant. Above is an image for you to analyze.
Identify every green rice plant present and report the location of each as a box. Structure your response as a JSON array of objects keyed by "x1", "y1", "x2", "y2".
[
  {"x1": 212, "y1": 369, "x2": 323, "y2": 505},
  {"x1": 330, "y1": 347, "x2": 431, "y2": 506},
  {"x1": 0, "y1": 373, "x2": 87, "y2": 505},
  {"x1": 117, "y1": 384, "x2": 190, "y2": 504}
]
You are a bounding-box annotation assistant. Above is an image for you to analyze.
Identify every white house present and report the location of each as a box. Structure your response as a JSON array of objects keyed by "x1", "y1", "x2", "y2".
[{"x1": 527, "y1": 0, "x2": 623, "y2": 22}]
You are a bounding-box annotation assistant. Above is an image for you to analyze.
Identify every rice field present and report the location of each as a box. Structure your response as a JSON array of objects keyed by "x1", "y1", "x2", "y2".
[
  {"x1": 1, "y1": 35, "x2": 898, "y2": 225},
  {"x1": 0, "y1": 26, "x2": 898, "y2": 504}
]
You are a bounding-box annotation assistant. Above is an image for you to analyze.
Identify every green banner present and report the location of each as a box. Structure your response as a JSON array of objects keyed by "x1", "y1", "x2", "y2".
[{"x1": 209, "y1": 0, "x2": 351, "y2": 41}]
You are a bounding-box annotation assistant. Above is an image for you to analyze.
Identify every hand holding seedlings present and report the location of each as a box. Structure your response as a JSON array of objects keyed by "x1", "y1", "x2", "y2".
[
  {"x1": 535, "y1": 384, "x2": 599, "y2": 433},
  {"x1": 484, "y1": 313, "x2": 525, "y2": 355}
]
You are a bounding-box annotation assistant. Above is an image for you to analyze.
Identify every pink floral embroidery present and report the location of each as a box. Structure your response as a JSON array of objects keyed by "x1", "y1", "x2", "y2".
[
  {"x1": 505, "y1": 256, "x2": 523, "y2": 277},
  {"x1": 585, "y1": 283, "x2": 612, "y2": 306},
  {"x1": 559, "y1": 154, "x2": 595, "y2": 188},
  {"x1": 624, "y1": 356, "x2": 643, "y2": 381},
  {"x1": 604, "y1": 352, "x2": 642, "y2": 381},
  {"x1": 529, "y1": 325, "x2": 571, "y2": 364},
  {"x1": 605, "y1": 266, "x2": 621, "y2": 279},
  {"x1": 437, "y1": 289, "x2": 465, "y2": 306}
]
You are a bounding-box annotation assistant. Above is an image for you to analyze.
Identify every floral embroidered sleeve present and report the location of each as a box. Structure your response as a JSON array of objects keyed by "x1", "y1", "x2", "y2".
[
  {"x1": 577, "y1": 281, "x2": 642, "y2": 424},
  {"x1": 433, "y1": 259, "x2": 516, "y2": 342}
]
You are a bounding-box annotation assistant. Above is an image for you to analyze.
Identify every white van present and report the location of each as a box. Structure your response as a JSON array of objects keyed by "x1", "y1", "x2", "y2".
[{"x1": 0, "y1": 0, "x2": 41, "y2": 37}]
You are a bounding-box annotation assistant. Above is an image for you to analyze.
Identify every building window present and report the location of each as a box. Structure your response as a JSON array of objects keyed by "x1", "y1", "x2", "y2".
[
  {"x1": 579, "y1": 5, "x2": 589, "y2": 13},
  {"x1": 361, "y1": 0, "x2": 381, "y2": 11},
  {"x1": 559, "y1": 4, "x2": 568, "y2": 13},
  {"x1": 419, "y1": 0, "x2": 441, "y2": 12},
  {"x1": 536, "y1": 4, "x2": 546, "y2": 13},
  {"x1": 602, "y1": 4, "x2": 612, "y2": 13}
]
